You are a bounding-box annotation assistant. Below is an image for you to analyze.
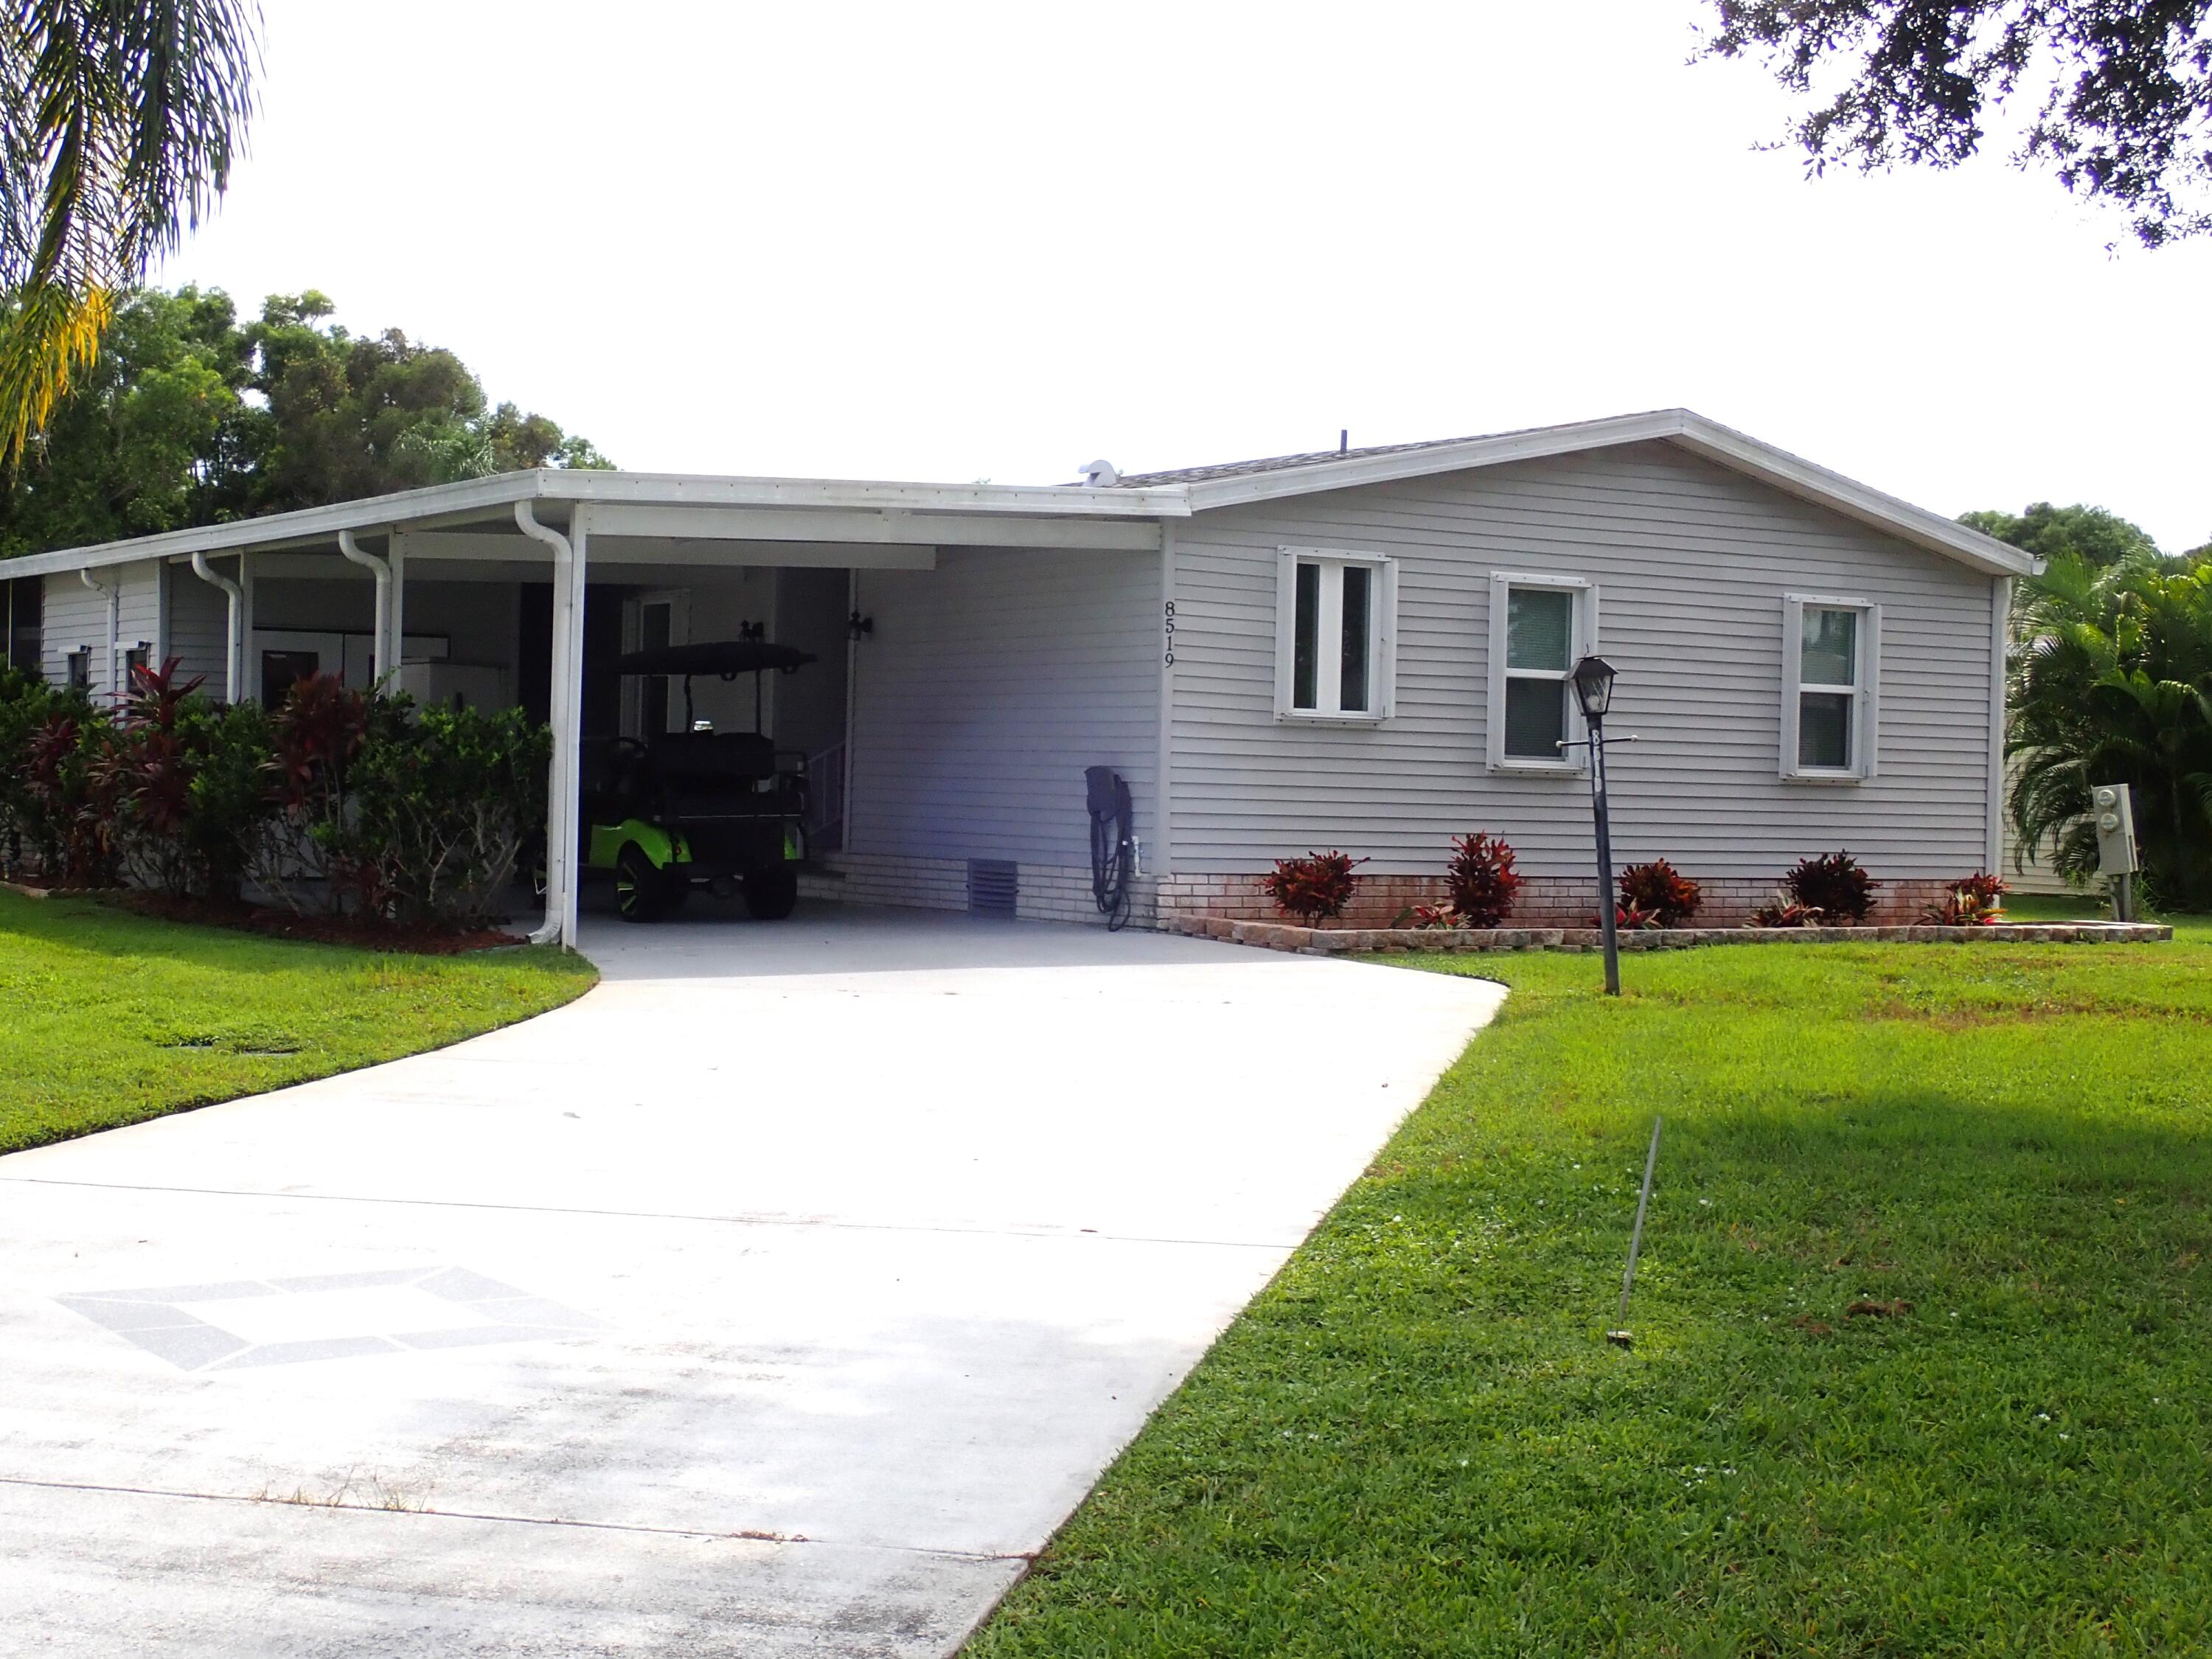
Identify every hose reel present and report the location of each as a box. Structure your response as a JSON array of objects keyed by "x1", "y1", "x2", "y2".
[{"x1": 1085, "y1": 765, "x2": 1135, "y2": 931}]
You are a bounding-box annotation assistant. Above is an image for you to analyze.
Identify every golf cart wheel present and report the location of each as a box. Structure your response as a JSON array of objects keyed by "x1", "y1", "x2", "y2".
[
  {"x1": 743, "y1": 866, "x2": 799, "y2": 921},
  {"x1": 615, "y1": 844, "x2": 675, "y2": 922}
]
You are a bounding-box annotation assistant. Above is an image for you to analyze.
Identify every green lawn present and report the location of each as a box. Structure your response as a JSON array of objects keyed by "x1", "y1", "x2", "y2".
[
  {"x1": 970, "y1": 907, "x2": 2212, "y2": 1657},
  {"x1": 0, "y1": 891, "x2": 596, "y2": 1154}
]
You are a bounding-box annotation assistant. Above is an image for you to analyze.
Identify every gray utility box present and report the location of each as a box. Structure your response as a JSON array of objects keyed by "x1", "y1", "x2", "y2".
[{"x1": 2092, "y1": 782, "x2": 2139, "y2": 876}]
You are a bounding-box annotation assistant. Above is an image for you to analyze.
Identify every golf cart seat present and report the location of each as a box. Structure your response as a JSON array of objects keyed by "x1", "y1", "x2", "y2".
[
  {"x1": 647, "y1": 729, "x2": 776, "y2": 784},
  {"x1": 647, "y1": 731, "x2": 802, "y2": 821},
  {"x1": 578, "y1": 736, "x2": 649, "y2": 820}
]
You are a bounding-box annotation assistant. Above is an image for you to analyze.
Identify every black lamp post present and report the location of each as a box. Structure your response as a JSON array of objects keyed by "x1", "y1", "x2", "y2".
[{"x1": 1571, "y1": 654, "x2": 1621, "y2": 996}]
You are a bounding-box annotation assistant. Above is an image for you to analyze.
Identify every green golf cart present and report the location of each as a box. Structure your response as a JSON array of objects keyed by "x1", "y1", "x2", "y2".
[{"x1": 580, "y1": 639, "x2": 815, "y2": 922}]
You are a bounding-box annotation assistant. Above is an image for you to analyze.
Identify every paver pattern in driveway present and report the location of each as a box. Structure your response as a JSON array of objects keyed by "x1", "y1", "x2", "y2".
[{"x1": 0, "y1": 905, "x2": 1503, "y2": 1656}]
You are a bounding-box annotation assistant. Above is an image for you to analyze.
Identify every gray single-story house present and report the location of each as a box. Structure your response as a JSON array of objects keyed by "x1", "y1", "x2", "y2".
[{"x1": 0, "y1": 408, "x2": 2039, "y2": 945}]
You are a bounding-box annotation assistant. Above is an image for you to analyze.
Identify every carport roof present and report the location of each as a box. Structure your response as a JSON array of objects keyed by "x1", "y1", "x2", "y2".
[
  {"x1": 3, "y1": 407, "x2": 2038, "y2": 580},
  {"x1": 0, "y1": 467, "x2": 1194, "y2": 580}
]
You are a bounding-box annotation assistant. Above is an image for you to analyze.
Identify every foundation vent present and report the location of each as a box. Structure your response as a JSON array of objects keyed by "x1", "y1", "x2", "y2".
[{"x1": 967, "y1": 859, "x2": 1019, "y2": 917}]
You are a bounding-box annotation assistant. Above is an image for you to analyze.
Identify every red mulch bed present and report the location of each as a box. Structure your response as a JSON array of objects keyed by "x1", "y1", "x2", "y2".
[{"x1": 97, "y1": 890, "x2": 526, "y2": 955}]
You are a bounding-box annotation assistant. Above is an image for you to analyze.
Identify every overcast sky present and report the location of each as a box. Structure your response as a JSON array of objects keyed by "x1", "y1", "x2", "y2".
[{"x1": 161, "y1": 0, "x2": 2211, "y2": 549}]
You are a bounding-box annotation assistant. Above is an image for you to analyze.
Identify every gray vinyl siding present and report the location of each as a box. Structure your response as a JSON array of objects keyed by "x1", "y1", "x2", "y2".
[
  {"x1": 1168, "y1": 441, "x2": 2001, "y2": 880},
  {"x1": 40, "y1": 571, "x2": 103, "y2": 687},
  {"x1": 164, "y1": 560, "x2": 230, "y2": 689},
  {"x1": 849, "y1": 546, "x2": 1158, "y2": 868},
  {"x1": 41, "y1": 560, "x2": 162, "y2": 696}
]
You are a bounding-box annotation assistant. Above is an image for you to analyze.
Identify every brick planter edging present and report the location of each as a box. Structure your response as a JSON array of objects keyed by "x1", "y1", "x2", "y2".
[{"x1": 1164, "y1": 914, "x2": 2172, "y2": 955}]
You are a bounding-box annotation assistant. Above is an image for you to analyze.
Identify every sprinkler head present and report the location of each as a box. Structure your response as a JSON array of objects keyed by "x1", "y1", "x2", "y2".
[{"x1": 1604, "y1": 1329, "x2": 1634, "y2": 1349}]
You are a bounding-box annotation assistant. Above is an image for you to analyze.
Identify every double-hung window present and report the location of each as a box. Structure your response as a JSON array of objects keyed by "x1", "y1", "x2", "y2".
[
  {"x1": 1781, "y1": 594, "x2": 1879, "y2": 779},
  {"x1": 1275, "y1": 548, "x2": 1395, "y2": 720},
  {"x1": 1486, "y1": 572, "x2": 1596, "y2": 771}
]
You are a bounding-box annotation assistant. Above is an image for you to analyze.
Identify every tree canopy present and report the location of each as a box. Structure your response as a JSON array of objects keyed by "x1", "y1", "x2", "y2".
[
  {"x1": 0, "y1": 285, "x2": 611, "y2": 558},
  {"x1": 1961, "y1": 501, "x2": 2169, "y2": 568},
  {"x1": 1702, "y1": 1, "x2": 2212, "y2": 245},
  {"x1": 1, "y1": 1, "x2": 260, "y2": 461}
]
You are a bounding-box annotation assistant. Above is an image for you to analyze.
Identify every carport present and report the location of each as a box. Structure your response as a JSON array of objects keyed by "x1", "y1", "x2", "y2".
[{"x1": 6, "y1": 472, "x2": 1186, "y2": 947}]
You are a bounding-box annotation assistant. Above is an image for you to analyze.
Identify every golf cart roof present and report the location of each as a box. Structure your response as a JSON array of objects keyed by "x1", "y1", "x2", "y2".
[{"x1": 613, "y1": 640, "x2": 818, "y2": 677}]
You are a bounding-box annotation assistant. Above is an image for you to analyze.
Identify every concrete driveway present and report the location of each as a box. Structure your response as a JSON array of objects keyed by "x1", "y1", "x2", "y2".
[{"x1": 0, "y1": 905, "x2": 1503, "y2": 1656}]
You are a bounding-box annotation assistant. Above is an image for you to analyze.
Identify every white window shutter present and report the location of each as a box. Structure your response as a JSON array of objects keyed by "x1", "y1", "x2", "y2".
[
  {"x1": 1779, "y1": 594, "x2": 1806, "y2": 779},
  {"x1": 1485, "y1": 571, "x2": 1510, "y2": 771},
  {"x1": 1377, "y1": 557, "x2": 1399, "y2": 717},
  {"x1": 1860, "y1": 603, "x2": 1882, "y2": 779},
  {"x1": 1273, "y1": 549, "x2": 1297, "y2": 717}
]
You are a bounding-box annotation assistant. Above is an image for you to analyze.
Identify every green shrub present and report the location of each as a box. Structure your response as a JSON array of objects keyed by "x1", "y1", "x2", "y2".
[
  {"x1": 0, "y1": 669, "x2": 114, "y2": 886},
  {"x1": 256, "y1": 674, "x2": 548, "y2": 928},
  {"x1": 1, "y1": 665, "x2": 547, "y2": 928},
  {"x1": 349, "y1": 700, "x2": 550, "y2": 927}
]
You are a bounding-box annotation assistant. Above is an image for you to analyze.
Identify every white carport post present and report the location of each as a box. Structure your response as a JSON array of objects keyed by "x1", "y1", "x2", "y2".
[
  {"x1": 515, "y1": 501, "x2": 588, "y2": 950},
  {"x1": 187, "y1": 552, "x2": 246, "y2": 704},
  {"x1": 336, "y1": 529, "x2": 392, "y2": 686}
]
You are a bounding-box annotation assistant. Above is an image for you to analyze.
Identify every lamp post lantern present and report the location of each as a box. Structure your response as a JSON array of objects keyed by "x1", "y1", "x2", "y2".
[{"x1": 1571, "y1": 655, "x2": 1621, "y2": 996}]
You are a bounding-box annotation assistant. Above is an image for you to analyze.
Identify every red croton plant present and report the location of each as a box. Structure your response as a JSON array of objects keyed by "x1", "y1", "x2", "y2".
[
  {"x1": 1263, "y1": 849, "x2": 1366, "y2": 925},
  {"x1": 1922, "y1": 872, "x2": 2009, "y2": 926},
  {"x1": 1616, "y1": 858, "x2": 1703, "y2": 928},
  {"x1": 99, "y1": 658, "x2": 206, "y2": 846}
]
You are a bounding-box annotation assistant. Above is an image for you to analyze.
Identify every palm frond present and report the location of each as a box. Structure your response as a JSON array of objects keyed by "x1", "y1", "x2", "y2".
[
  {"x1": 0, "y1": 279, "x2": 109, "y2": 459},
  {"x1": 1, "y1": 0, "x2": 259, "y2": 462}
]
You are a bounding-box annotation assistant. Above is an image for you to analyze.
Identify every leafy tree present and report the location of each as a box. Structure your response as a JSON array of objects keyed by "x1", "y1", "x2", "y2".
[
  {"x1": 0, "y1": 285, "x2": 254, "y2": 555},
  {"x1": 1, "y1": 1, "x2": 260, "y2": 461},
  {"x1": 0, "y1": 285, "x2": 610, "y2": 557},
  {"x1": 1961, "y1": 501, "x2": 2167, "y2": 569},
  {"x1": 1701, "y1": 1, "x2": 2212, "y2": 245},
  {"x1": 2009, "y1": 553, "x2": 2212, "y2": 909}
]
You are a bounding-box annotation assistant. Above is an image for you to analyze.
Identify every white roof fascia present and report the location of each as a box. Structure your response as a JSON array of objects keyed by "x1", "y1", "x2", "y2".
[
  {"x1": 1177, "y1": 408, "x2": 2039, "y2": 580},
  {"x1": 4, "y1": 470, "x2": 1193, "y2": 581},
  {"x1": 538, "y1": 470, "x2": 1190, "y2": 518},
  {"x1": 2, "y1": 472, "x2": 546, "y2": 580}
]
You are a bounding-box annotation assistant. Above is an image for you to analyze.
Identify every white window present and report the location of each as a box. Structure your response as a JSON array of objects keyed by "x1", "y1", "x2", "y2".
[
  {"x1": 1486, "y1": 572, "x2": 1597, "y2": 771},
  {"x1": 1781, "y1": 594, "x2": 1879, "y2": 780},
  {"x1": 1274, "y1": 549, "x2": 1395, "y2": 721}
]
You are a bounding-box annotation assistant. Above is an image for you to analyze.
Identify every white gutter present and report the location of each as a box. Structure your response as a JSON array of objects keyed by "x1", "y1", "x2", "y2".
[
  {"x1": 335, "y1": 529, "x2": 392, "y2": 685},
  {"x1": 514, "y1": 503, "x2": 576, "y2": 949},
  {"x1": 188, "y1": 551, "x2": 246, "y2": 704},
  {"x1": 79, "y1": 568, "x2": 119, "y2": 696}
]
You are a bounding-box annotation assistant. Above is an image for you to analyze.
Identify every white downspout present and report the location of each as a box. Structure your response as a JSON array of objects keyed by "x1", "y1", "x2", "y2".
[
  {"x1": 189, "y1": 552, "x2": 246, "y2": 704},
  {"x1": 336, "y1": 529, "x2": 392, "y2": 686},
  {"x1": 515, "y1": 502, "x2": 579, "y2": 948},
  {"x1": 80, "y1": 568, "x2": 118, "y2": 697},
  {"x1": 387, "y1": 528, "x2": 408, "y2": 684}
]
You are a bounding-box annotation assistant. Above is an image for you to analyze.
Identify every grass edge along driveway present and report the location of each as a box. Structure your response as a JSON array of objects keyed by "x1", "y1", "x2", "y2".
[
  {"x1": 967, "y1": 908, "x2": 2212, "y2": 1658},
  {"x1": 0, "y1": 891, "x2": 596, "y2": 1155}
]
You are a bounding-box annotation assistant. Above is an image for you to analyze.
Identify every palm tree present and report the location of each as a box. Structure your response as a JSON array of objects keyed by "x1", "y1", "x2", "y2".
[
  {"x1": 2010, "y1": 552, "x2": 2212, "y2": 911},
  {"x1": 1, "y1": 1, "x2": 259, "y2": 465}
]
